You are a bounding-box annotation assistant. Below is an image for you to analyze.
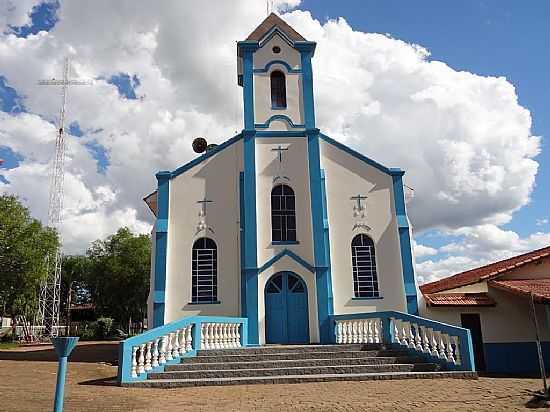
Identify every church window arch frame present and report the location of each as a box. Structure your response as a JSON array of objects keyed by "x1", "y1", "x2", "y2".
[
  {"x1": 191, "y1": 237, "x2": 219, "y2": 304},
  {"x1": 271, "y1": 183, "x2": 297, "y2": 243},
  {"x1": 351, "y1": 233, "x2": 380, "y2": 298},
  {"x1": 270, "y1": 69, "x2": 287, "y2": 109}
]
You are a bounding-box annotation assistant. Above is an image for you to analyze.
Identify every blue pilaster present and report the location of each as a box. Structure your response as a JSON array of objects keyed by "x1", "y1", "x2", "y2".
[
  {"x1": 390, "y1": 169, "x2": 419, "y2": 315},
  {"x1": 307, "y1": 128, "x2": 334, "y2": 343},
  {"x1": 295, "y1": 42, "x2": 317, "y2": 129},
  {"x1": 242, "y1": 129, "x2": 259, "y2": 345},
  {"x1": 153, "y1": 171, "x2": 170, "y2": 327},
  {"x1": 238, "y1": 41, "x2": 259, "y2": 130}
]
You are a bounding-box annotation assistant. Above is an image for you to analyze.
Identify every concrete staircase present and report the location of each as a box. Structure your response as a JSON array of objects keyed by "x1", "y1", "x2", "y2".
[{"x1": 127, "y1": 344, "x2": 477, "y2": 387}]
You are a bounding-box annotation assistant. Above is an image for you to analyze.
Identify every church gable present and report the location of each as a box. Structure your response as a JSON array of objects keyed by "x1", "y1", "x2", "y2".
[{"x1": 245, "y1": 12, "x2": 306, "y2": 44}]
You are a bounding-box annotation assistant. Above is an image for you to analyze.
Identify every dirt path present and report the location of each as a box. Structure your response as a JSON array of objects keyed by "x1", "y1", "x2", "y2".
[{"x1": 0, "y1": 342, "x2": 541, "y2": 411}]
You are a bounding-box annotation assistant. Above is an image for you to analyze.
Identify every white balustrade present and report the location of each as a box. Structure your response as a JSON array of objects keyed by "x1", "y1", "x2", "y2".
[
  {"x1": 152, "y1": 338, "x2": 159, "y2": 367},
  {"x1": 334, "y1": 316, "x2": 463, "y2": 368},
  {"x1": 145, "y1": 342, "x2": 152, "y2": 371},
  {"x1": 137, "y1": 343, "x2": 145, "y2": 374},
  {"x1": 198, "y1": 322, "x2": 242, "y2": 350}
]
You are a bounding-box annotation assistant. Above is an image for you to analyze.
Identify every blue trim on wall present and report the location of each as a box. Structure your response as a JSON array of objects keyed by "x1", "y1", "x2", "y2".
[
  {"x1": 391, "y1": 172, "x2": 418, "y2": 315},
  {"x1": 258, "y1": 248, "x2": 315, "y2": 274},
  {"x1": 319, "y1": 133, "x2": 400, "y2": 177},
  {"x1": 307, "y1": 129, "x2": 334, "y2": 343},
  {"x1": 256, "y1": 131, "x2": 306, "y2": 138},
  {"x1": 253, "y1": 60, "x2": 301, "y2": 74},
  {"x1": 243, "y1": 129, "x2": 259, "y2": 345},
  {"x1": 170, "y1": 133, "x2": 243, "y2": 179},
  {"x1": 485, "y1": 342, "x2": 550, "y2": 375},
  {"x1": 239, "y1": 172, "x2": 246, "y2": 317},
  {"x1": 239, "y1": 42, "x2": 258, "y2": 130},
  {"x1": 254, "y1": 114, "x2": 305, "y2": 129},
  {"x1": 153, "y1": 171, "x2": 170, "y2": 327}
]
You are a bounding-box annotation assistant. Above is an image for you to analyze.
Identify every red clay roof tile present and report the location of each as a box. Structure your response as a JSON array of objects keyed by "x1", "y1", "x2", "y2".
[
  {"x1": 489, "y1": 279, "x2": 550, "y2": 303},
  {"x1": 420, "y1": 246, "x2": 550, "y2": 294},
  {"x1": 424, "y1": 293, "x2": 496, "y2": 307}
]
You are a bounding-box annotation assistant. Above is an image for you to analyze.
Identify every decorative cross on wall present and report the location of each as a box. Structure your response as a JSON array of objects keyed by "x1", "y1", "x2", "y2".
[
  {"x1": 196, "y1": 197, "x2": 215, "y2": 234},
  {"x1": 350, "y1": 194, "x2": 371, "y2": 231},
  {"x1": 272, "y1": 145, "x2": 290, "y2": 182}
]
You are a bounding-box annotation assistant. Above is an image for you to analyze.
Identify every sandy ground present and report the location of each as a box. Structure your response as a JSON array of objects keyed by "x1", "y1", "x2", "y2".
[{"x1": 0, "y1": 341, "x2": 544, "y2": 411}]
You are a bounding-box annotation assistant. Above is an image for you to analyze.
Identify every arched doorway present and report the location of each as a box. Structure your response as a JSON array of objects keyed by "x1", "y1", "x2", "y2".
[{"x1": 265, "y1": 272, "x2": 309, "y2": 344}]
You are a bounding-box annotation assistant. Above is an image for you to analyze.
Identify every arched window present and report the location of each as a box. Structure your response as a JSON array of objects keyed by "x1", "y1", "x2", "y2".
[
  {"x1": 270, "y1": 70, "x2": 286, "y2": 109},
  {"x1": 351, "y1": 234, "x2": 379, "y2": 298},
  {"x1": 271, "y1": 184, "x2": 296, "y2": 242},
  {"x1": 192, "y1": 237, "x2": 217, "y2": 303}
]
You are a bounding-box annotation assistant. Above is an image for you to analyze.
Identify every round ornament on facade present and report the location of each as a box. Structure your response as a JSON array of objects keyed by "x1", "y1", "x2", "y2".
[{"x1": 272, "y1": 46, "x2": 281, "y2": 54}]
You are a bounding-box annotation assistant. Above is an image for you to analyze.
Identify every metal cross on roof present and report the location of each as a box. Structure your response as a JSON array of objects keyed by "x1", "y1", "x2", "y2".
[
  {"x1": 271, "y1": 145, "x2": 289, "y2": 163},
  {"x1": 197, "y1": 197, "x2": 213, "y2": 217},
  {"x1": 350, "y1": 194, "x2": 368, "y2": 212}
]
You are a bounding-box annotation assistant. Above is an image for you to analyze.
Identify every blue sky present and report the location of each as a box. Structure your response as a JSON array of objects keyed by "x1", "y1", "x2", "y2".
[
  {"x1": 301, "y1": 0, "x2": 549, "y2": 248},
  {"x1": 0, "y1": 1, "x2": 547, "y2": 263}
]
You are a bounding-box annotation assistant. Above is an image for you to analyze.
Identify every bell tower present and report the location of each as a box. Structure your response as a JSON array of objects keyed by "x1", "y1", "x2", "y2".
[{"x1": 237, "y1": 13, "x2": 317, "y2": 132}]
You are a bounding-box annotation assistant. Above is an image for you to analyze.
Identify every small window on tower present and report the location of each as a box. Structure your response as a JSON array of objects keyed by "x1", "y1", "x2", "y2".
[
  {"x1": 270, "y1": 70, "x2": 286, "y2": 109},
  {"x1": 272, "y1": 46, "x2": 281, "y2": 54}
]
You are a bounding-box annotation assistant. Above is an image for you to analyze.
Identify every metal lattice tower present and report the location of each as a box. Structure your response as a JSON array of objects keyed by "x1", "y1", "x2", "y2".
[{"x1": 37, "y1": 57, "x2": 91, "y2": 338}]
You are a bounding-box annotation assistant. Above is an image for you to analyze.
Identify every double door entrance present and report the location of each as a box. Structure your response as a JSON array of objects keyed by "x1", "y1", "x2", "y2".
[{"x1": 265, "y1": 272, "x2": 309, "y2": 344}]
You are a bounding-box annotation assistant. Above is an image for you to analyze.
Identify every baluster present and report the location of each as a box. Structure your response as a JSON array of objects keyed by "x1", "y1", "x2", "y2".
[
  {"x1": 159, "y1": 336, "x2": 167, "y2": 364},
  {"x1": 236, "y1": 323, "x2": 242, "y2": 347},
  {"x1": 407, "y1": 323, "x2": 415, "y2": 349},
  {"x1": 219, "y1": 323, "x2": 225, "y2": 349},
  {"x1": 200, "y1": 323, "x2": 206, "y2": 349},
  {"x1": 145, "y1": 341, "x2": 152, "y2": 371},
  {"x1": 208, "y1": 323, "x2": 215, "y2": 349},
  {"x1": 393, "y1": 319, "x2": 401, "y2": 344},
  {"x1": 336, "y1": 321, "x2": 343, "y2": 344},
  {"x1": 414, "y1": 324, "x2": 422, "y2": 350},
  {"x1": 178, "y1": 329, "x2": 186, "y2": 355},
  {"x1": 342, "y1": 321, "x2": 349, "y2": 344},
  {"x1": 439, "y1": 333, "x2": 448, "y2": 361},
  {"x1": 131, "y1": 346, "x2": 138, "y2": 378},
  {"x1": 421, "y1": 326, "x2": 430, "y2": 353},
  {"x1": 445, "y1": 335, "x2": 455, "y2": 363},
  {"x1": 430, "y1": 330, "x2": 440, "y2": 358},
  {"x1": 152, "y1": 338, "x2": 159, "y2": 367},
  {"x1": 172, "y1": 330, "x2": 179, "y2": 359},
  {"x1": 452, "y1": 336, "x2": 461, "y2": 365},
  {"x1": 374, "y1": 319, "x2": 381, "y2": 343},
  {"x1": 223, "y1": 323, "x2": 230, "y2": 348},
  {"x1": 185, "y1": 325, "x2": 193, "y2": 351},
  {"x1": 349, "y1": 321, "x2": 356, "y2": 343},
  {"x1": 366, "y1": 320, "x2": 373, "y2": 343},
  {"x1": 401, "y1": 322, "x2": 409, "y2": 347},
  {"x1": 215, "y1": 323, "x2": 222, "y2": 349},
  {"x1": 230, "y1": 323, "x2": 237, "y2": 348},
  {"x1": 137, "y1": 343, "x2": 146, "y2": 374},
  {"x1": 166, "y1": 333, "x2": 174, "y2": 361}
]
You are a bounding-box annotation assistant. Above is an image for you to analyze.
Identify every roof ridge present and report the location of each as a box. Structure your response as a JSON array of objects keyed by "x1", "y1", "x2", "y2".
[{"x1": 246, "y1": 13, "x2": 306, "y2": 43}]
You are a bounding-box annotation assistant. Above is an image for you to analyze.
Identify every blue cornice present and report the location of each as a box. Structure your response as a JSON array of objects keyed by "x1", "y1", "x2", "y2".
[
  {"x1": 253, "y1": 60, "x2": 301, "y2": 74},
  {"x1": 294, "y1": 41, "x2": 317, "y2": 56},
  {"x1": 169, "y1": 133, "x2": 243, "y2": 179},
  {"x1": 258, "y1": 249, "x2": 315, "y2": 274},
  {"x1": 255, "y1": 114, "x2": 305, "y2": 129},
  {"x1": 319, "y1": 133, "x2": 404, "y2": 177},
  {"x1": 237, "y1": 40, "x2": 259, "y2": 56}
]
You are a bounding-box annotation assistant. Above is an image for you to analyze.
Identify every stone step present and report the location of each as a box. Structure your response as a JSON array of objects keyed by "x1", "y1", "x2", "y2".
[
  {"x1": 165, "y1": 356, "x2": 425, "y2": 371},
  {"x1": 150, "y1": 363, "x2": 440, "y2": 380},
  {"x1": 126, "y1": 371, "x2": 478, "y2": 388},
  {"x1": 196, "y1": 344, "x2": 374, "y2": 356},
  {"x1": 183, "y1": 350, "x2": 412, "y2": 363}
]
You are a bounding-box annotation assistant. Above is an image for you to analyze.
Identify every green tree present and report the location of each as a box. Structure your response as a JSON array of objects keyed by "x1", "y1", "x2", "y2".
[
  {"x1": 86, "y1": 227, "x2": 151, "y2": 330},
  {"x1": 0, "y1": 195, "x2": 59, "y2": 320}
]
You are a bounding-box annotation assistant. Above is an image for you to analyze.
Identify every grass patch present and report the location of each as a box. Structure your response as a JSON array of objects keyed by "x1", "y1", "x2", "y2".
[{"x1": 0, "y1": 342, "x2": 19, "y2": 350}]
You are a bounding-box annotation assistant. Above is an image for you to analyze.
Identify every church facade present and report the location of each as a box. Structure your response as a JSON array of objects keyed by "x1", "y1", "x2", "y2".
[{"x1": 145, "y1": 14, "x2": 418, "y2": 345}]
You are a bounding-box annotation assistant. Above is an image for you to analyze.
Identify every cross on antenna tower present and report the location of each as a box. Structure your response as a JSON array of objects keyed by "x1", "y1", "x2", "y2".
[
  {"x1": 266, "y1": 0, "x2": 274, "y2": 15},
  {"x1": 37, "y1": 57, "x2": 92, "y2": 338}
]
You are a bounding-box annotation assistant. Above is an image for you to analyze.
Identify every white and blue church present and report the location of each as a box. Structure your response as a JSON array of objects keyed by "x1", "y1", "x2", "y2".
[{"x1": 144, "y1": 13, "x2": 419, "y2": 346}]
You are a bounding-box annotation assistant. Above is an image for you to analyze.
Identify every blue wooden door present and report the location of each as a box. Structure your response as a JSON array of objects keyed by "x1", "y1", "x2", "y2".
[{"x1": 265, "y1": 272, "x2": 309, "y2": 344}]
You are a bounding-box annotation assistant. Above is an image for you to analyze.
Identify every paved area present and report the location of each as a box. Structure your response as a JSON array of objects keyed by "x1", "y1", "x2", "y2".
[{"x1": 0, "y1": 342, "x2": 543, "y2": 411}]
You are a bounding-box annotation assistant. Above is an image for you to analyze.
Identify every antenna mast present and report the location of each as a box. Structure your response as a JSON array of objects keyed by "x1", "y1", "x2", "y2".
[{"x1": 37, "y1": 57, "x2": 91, "y2": 338}]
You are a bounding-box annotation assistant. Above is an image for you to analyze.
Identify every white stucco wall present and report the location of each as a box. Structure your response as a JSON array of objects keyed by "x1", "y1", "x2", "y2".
[
  {"x1": 253, "y1": 34, "x2": 304, "y2": 130},
  {"x1": 255, "y1": 137, "x2": 314, "y2": 266},
  {"x1": 421, "y1": 287, "x2": 550, "y2": 343},
  {"x1": 163, "y1": 141, "x2": 244, "y2": 322},
  {"x1": 319, "y1": 140, "x2": 408, "y2": 315}
]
